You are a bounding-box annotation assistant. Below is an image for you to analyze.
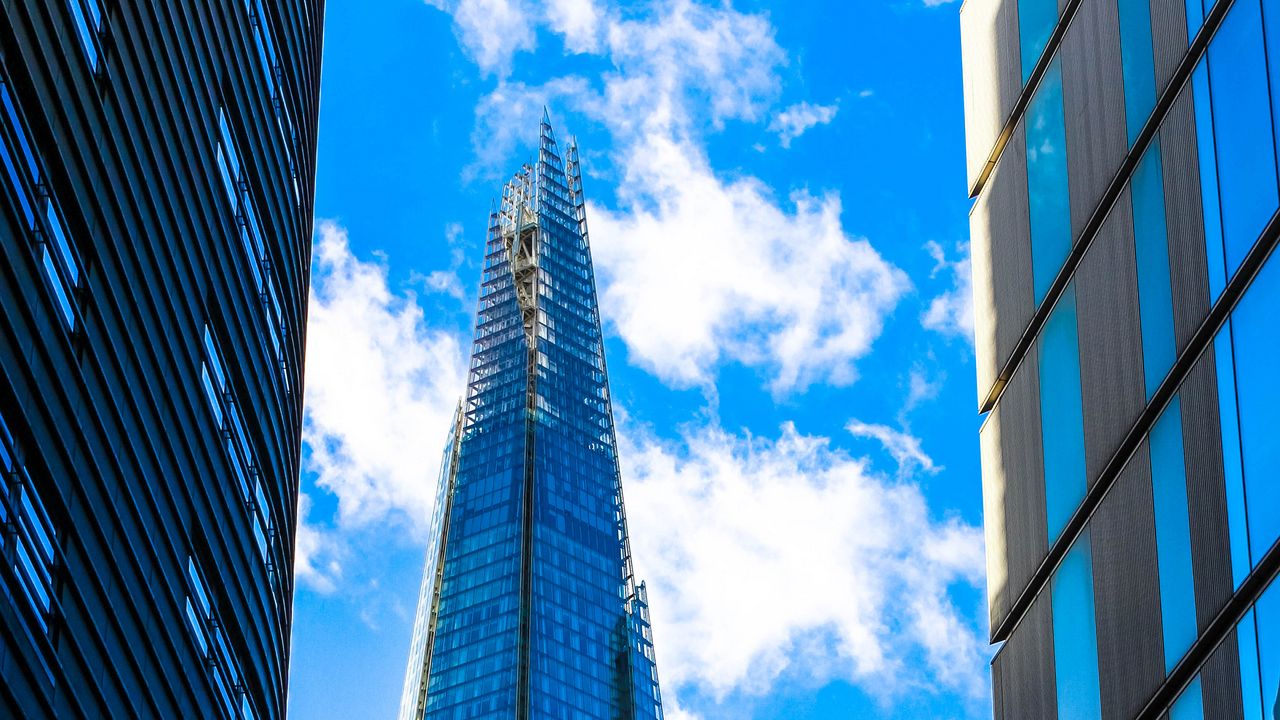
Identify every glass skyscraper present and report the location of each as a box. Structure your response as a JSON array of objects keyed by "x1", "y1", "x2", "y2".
[
  {"x1": 398, "y1": 114, "x2": 664, "y2": 720},
  {"x1": 0, "y1": 0, "x2": 321, "y2": 717},
  {"x1": 963, "y1": 0, "x2": 1280, "y2": 716}
]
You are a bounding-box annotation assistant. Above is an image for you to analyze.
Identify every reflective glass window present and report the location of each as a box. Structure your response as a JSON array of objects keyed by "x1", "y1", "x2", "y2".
[
  {"x1": 1238, "y1": 577, "x2": 1280, "y2": 720},
  {"x1": 1019, "y1": 0, "x2": 1058, "y2": 84},
  {"x1": 1213, "y1": 326, "x2": 1250, "y2": 589},
  {"x1": 1119, "y1": 0, "x2": 1157, "y2": 145},
  {"x1": 1039, "y1": 285, "x2": 1086, "y2": 544},
  {"x1": 1027, "y1": 59, "x2": 1072, "y2": 305},
  {"x1": 1132, "y1": 142, "x2": 1175, "y2": 399},
  {"x1": 1171, "y1": 677, "x2": 1205, "y2": 720},
  {"x1": 1150, "y1": 398, "x2": 1197, "y2": 672},
  {"x1": 1205, "y1": 0, "x2": 1279, "y2": 275},
  {"x1": 1052, "y1": 531, "x2": 1102, "y2": 720},
  {"x1": 1230, "y1": 253, "x2": 1280, "y2": 566},
  {"x1": 1192, "y1": 60, "x2": 1227, "y2": 299}
]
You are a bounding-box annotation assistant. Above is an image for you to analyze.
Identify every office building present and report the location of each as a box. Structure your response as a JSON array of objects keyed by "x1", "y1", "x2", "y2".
[
  {"x1": 962, "y1": 0, "x2": 1280, "y2": 716},
  {"x1": 397, "y1": 114, "x2": 664, "y2": 720},
  {"x1": 0, "y1": 0, "x2": 322, "y2": 716}
]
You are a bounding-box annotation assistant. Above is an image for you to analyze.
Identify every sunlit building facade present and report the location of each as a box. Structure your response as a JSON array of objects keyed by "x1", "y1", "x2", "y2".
[
  {"x1": 398, "y1": 115, "x2": 664, "y2": 720},
  {"x1": 0, "y1": 0, "x2": 322, "y2": 717},
  {"x1": 963, "y1": 0, "x2": 1280, "y2": 716}
]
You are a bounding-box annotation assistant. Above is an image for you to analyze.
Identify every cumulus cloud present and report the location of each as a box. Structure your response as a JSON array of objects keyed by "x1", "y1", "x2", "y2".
[
  {"x1": 294, "y1": 493, "x2": 345, "y2": 593},
  {"x1": 621, "y1": 420, "x2": 987, "y2": 706},
  {"x1": 768, "y1": 101, "x2": 839, "y2": 148},
  {"x1": 921, "y1": 240, "x2": 975, "y2": 341},
  {"x1": 302, "y1": 221, "x2": 468, "y2": 530},
  {"x1": 424, "y1": 0, "x2": 536, "y2": 77},
  {"x1": 453, "y1": 0, "x2": 907, "y2": 393},
  {"x1": 846, "y1": 419, "x2": 938, "y2": 477}
]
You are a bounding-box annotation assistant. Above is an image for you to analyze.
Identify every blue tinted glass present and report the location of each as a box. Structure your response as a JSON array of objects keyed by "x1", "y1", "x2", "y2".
[
  {"x1": 1027, "y1": 59, "x2": 1072, "y2": 306},
  {"x1": 1039, "y1": 285, "x2": 1086, "y2": 544},
  {"x1": 1207, "y1": 0, "x2": 1279, "y2": 275},
  {"x1": 1019, "y1": 0, "x2": 1058, "y2": 84},
  {"x1": 1150, "y1": 399, "x2": 1197, "y2": 672},
  {"x1": 1052, "y1": 531, "x2": 1102, "y2": 720},
  {"x1": 1132, "y1": 142, "x2": 1176, "y2": 399},
  {"x1": 1119, "y1": 0, "x2": 1157, "y2": 145},
  {"x1": 1257, "y1": 580, "x2": 1280, "y2": 720},
  {"x1": 1242, "y1": 607, "x2": 1266, "y2": 720},
  {"x1": 1186, "y1": 0, "x2": 1206, "y2": 37},
  {"x1": 1192, "y1": 60, "x2": 1228, "y2": 300},
  {"x1": 1171, "y1": 676, "x2": 1205, "y2": 720},
  {"x1": 1230, "y1": 253, "x2": 1280, "y2": 565},
  {"x1": 1214, "y1": 326, "x2": 1250, "y2": 589}
]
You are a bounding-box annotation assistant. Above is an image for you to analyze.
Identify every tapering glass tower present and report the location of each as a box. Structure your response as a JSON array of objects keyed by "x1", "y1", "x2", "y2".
[{"x1": 398, "y1": 114, "x2": 663, "y2": 720}]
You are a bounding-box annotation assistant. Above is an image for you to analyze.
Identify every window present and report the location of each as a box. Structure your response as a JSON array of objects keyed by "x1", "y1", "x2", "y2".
[
  {"x1": 1170, "y1": 677, "x2": 1204, "y2": 720},
  {"x1": 1150, "y1": 399, "x2": 1197, "y2": 672},
  {"x1": 0, "y1": 411, "x2": 59, "y2": 637},
  {"x1": 185, "y1": 556, "x2": 259, "y2": 720},
  {"x1": 1019, "y1": 0, "x2": 1058, "y2": 83},
  {"x1": 1026, "y1": 58, "x2": 1072, "y2": 306},
  {"x1": 0, "y1": 78, "x2": 82, "y2": 332},
  {"x1": 1199, "y1": 0, "x2": 1278, "y2": 281},
  {"x1": 1039, "y1": 284, "x2": 1086, "y2": 544},
  {"x1": 215, "y1": 107, "x2": 290, "y2": 395},
  {"x1": 67, "y1": 0, "x2": 104, "y2": 72},
  {"x1": 1118, "y1": 0, "x2": 1158, "y2": 145},
  {"x1": 1236, "y1": 576, "x2": 1280, "y2": 719},
  {"x1": 1132, "y1": 141, "x2": 1176, "y2": 400},
  {"x1": 1052, "y1": 531, "x2": 1102, "y2": 720}
]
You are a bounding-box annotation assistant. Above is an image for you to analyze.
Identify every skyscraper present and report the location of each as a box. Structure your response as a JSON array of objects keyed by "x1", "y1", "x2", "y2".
[
  {"x1": 0, "y1": 0, "x2": 321, "y2": 717},
  {"x1": 397, "y1": 115, "x2": 664, "y2": 720},
  {"x1": 963, "y1": 0, "x2": 1280, "y2": 717}
]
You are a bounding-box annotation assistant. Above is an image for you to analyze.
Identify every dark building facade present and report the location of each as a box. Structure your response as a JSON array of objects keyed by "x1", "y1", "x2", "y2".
[
  {"x1": 397, "y1": 115, "x2": 664, "y2": 720},
  {"x1": 963, "y1": 0, "x2": 1280, "y2": 717},
  {"x1": 0, "y1": 0, "x2": 321, "y2": 717}
]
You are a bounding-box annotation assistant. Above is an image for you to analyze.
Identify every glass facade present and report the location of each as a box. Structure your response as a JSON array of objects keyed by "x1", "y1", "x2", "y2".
[
  {"x1": 399, "y1": 116, "x2": 663, "y2": 720},
  {"x1": 964, "y1": 0, "x2": 1280, "y2": 715}
]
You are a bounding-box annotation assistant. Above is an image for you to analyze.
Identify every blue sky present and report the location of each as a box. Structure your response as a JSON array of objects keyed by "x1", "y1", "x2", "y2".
[{"x1": 287, "y1": 1, "x2": 988, "y2": 718}]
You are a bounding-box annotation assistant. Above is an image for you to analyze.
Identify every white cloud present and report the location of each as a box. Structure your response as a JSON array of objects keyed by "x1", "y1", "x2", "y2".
[
  {"x1": 456, "y1": 0, "x2": 907, "y2": 394},
  {"x1": 921, "y1": 241, "x2": 974, "y2": 341},
  {"x1": 302, "y1": 221, "x2": 468, "y2": 530},
  {"x1": 547, "y1": 0, "x2": 603, "y2": 53},
  {"x1": 621, "y1": 420, "x2": 987, "y2": 707},
  {"x1": 425, "y1": 0, "x2": 536, "y2": 77},
  {"x1": 846, "y1": 419, "x2": 938, "y2": 476},
  {"x1": 294, "y1": 493, "x2": 345, "y2": 593},
  {"x1": 768, "y1": 101, "x2": 839, "y2": 148}
]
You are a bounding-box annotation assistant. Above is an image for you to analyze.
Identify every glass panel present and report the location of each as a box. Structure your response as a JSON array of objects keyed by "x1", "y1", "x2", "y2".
[
  {"x1": 1191, "y1": 60, "x2": 1227, "y2": 299},
  {"x1": 1257, "y1": 580, "x2": 1280, "y2": 720},
  {"x1": 1132, "y1": 142, "x2": 1175, "y2": 400},
  {"x1": 1242, "y1": 608, "x2": 1266, "y2": 720},
  {"x1": 1118, "y1": 0, "x2": 1157, "y2": 145},
  {"x1": 1212, "y1": 327, "x2": 1250, "y2": 589},
  {"x1": 66, "y1": 0, "x2": 100, "y2": 70},
  {"x1": 1229, "y1": 252, "x2": 1280, "y2": 565},
  {"x1": 1026, "y1": 58, "x2": 1072, "y2": 305},
  {"x1": 41, "y1": 245, "x2": 76, "y2": 330},
  {"x1": 44, "y1": 200, "x2": 79, "y2": 284},
  {"x1": 1206, "y1": 0, "x2": 1279, "y2": 275},
  {"x1": 1052, "y1": 531, "x2": 1102, "y2": 720},
  {"x1": 1019, "y1": 0, "x2": 1058, "y2": 84},
  {"x1": 1039, "y1": 285, "x2": 1086, "y2": 544},
  {"x1": 1150, "y1": 398, "x2": 1197, "y2": 672},
  {"x1": 1171, "y1": 676, "x2": 1204, "y2": 720}
]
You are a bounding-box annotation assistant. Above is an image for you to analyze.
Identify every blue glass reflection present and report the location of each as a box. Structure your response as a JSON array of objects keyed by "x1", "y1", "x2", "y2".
[
  {"x1": 1119, "y1": 0, "x2": 1157, "y2": 145},
  {"x1": 1150, "y1": 399, "x2": 1197, "y2": 673},
  {"x1": 1228, "y1": 253, "x2": 1280, "y2": 567},
  {"x1": 1052, "y1": 531, "x2": 1103, "y2": 720},
  {"x1": 1171, "y1": 677, "x2": 1204, "y2": 720},
  {"x1": 1132, "y1": 142, "x2": 1175, "y2": 399},
  {"x1": 1027, "y1": 59, "x2": 1073, "y2": 306},
  {"x1": 1205, "y1": 0, "x2": 1279, "y2": 275},
  {"x1": 1039, "y1": 285, "x2": 1086, "y2": 544},
  {"x1": 1213, "y1": 326, "x2": 1250, "y2": 590},
  {"x1": 1192, "y1": 60, "x2": 1227, "y2": 300},
  {"x1": 1242, "y1": 608, "x2": 1266, "y2": 720},
  {"x1": 1019, "y1": 0, "x2": 1058, "y2": 84},
  {"x1": 1257, "y1": 581, "x2": 1280, "y2": 720}
]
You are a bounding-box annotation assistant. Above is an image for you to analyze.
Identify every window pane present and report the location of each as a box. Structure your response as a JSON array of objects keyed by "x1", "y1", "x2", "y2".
[
  {"x1": 1213, "y1": 327, "x2": 1250, "y2": 589},
  {"x1": 1229, "y1": 252, "x2": 1280, "y2": 566},
  {"x1": 1151, "y1": 398, "x2": 1197, "y2": 672},
  {"x1": 1019, "y1": 0, "x2": 1058, "y2": 84},
  {"x1": 1257, "y1": 580, "x2": 1280, "y2": 720},
  {"x1": 1171, "y1": 676, "x2": 1204, "y2": 720},
  {"x1": 1119, "y1": 0, "x2": 1157, "y2": 145},
  {"x1": 1206, "y1": 0, "x2": 1279, "y2": 275},
  {"x1": 1039, "y1": 285, "x2": 1086, "y2": 544},
  {"x1": 1052, "y1": 531, "x2": 1102, "y2": 720},
  {"x1": 1192, "y1": 59, "x2": 1227, "y2": 300},
  {"x1": 1132, "y1": 141, "x2": 1175, "y2": 399},
  {"x1": 1027, "y1": 59, "x2": 1072, "y2": 305}
]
